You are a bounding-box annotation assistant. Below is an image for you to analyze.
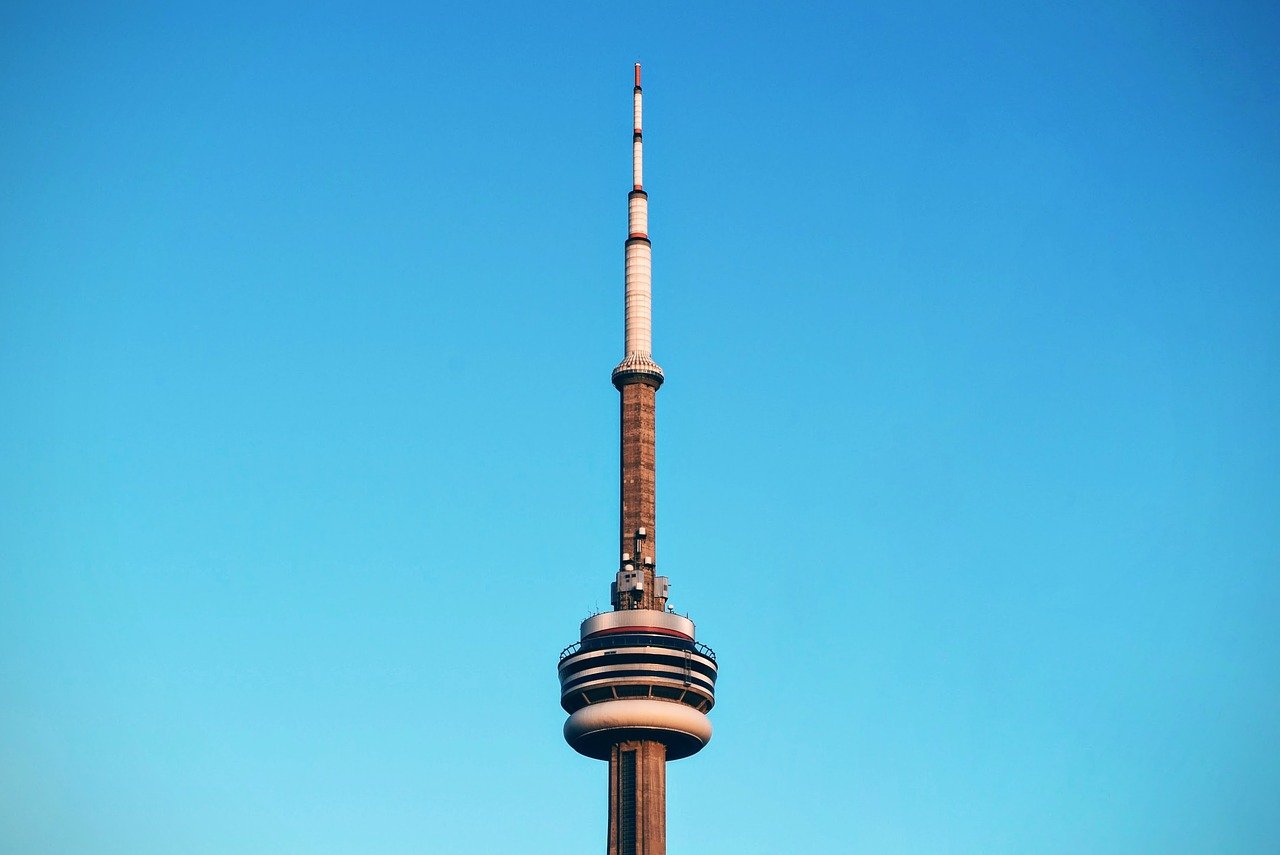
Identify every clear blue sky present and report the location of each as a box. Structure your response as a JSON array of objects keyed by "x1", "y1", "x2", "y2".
[{"x1": 2, "y1": 2, "x2": 1277, "y2": 852}]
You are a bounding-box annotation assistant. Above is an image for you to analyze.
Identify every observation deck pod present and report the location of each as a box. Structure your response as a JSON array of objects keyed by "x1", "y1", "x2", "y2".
[{"x1": 558, "y1": 610, "x2": 717, "y2": 760}]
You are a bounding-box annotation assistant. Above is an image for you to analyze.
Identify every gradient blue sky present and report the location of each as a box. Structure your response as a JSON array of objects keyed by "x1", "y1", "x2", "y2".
[{"x1": 2, "y1": 2, "x2": 1277, "y2": 853}]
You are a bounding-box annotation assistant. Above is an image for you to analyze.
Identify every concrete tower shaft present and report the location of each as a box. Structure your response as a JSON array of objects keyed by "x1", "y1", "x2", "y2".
[{"x1": 617, "y1": 381, "x2": 659, "y2": 609}]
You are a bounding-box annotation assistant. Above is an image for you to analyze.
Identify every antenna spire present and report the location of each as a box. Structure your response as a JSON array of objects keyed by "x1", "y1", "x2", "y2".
[
  {"x1": 614, "y1": 63, "x2": 661, "y2": 384},
  {"x1": 632, "y1": 64, "x2": 644, "y2": 191}
]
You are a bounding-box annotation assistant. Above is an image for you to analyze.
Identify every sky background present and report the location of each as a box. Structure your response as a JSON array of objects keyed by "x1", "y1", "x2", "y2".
[{"x1": 2, "y1": 2, "x2": 1278, "y2": 852}]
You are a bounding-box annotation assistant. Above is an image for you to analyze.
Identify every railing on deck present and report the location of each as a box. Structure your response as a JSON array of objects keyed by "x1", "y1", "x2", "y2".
[{"x1": 559, "y1": 633, "x2": 717, "y2": 664}]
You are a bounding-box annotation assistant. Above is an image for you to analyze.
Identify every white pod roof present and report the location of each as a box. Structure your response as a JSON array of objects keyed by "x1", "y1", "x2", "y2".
[{"x1": 581, "y1": 609, "x2": 695, "y2": 640}]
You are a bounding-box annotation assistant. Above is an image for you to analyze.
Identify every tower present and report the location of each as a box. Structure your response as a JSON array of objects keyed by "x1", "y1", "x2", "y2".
[{"x1": 557, "y1": 64, "x2": 718, "y2": 855}]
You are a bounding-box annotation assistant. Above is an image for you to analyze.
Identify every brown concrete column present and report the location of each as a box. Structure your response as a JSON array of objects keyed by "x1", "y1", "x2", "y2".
[
  {"x1": 608, "y1": 740, "x2": 667, "y2": 855},
  {"x1": 617, "y1": 379, "x2": 658, "y2": 609}
]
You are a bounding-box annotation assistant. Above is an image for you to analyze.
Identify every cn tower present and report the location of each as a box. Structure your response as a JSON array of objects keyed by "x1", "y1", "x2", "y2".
[{"x1": 557, "y1": 64, "x2": 718, "y2": 855}]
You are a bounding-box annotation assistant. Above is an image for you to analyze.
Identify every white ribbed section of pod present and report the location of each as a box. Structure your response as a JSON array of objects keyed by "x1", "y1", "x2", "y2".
[
  {"x1": 624, "y1": 240, "x2": 652, "y2": 356},
  {"x1": 612, "y1": 353, "x2": 664, "y2": 382},
  {"x1": 628, "y1": 193, "x2": 648, "y2": 236},
  {"x1": 558, "y1": 643, "x2": 718, "y2": 712}
]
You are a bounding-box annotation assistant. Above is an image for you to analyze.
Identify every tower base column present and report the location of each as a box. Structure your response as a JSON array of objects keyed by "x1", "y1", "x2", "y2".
[{"x1": 607, "y1": 740, "x2": 666, "y2": 855}]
